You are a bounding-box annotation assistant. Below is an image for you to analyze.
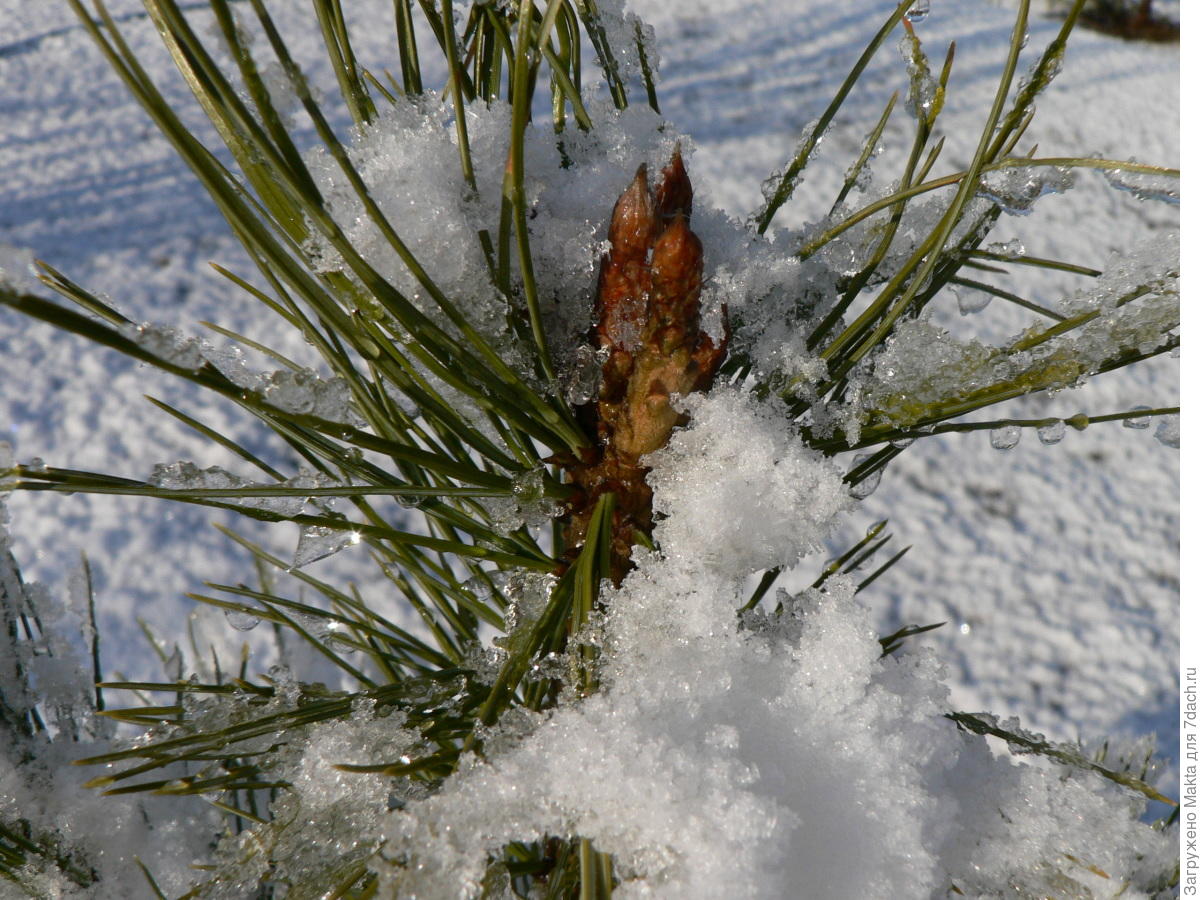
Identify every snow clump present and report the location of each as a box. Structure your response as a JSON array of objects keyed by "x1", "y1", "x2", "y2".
[
  {"x1": 363, "y1": 385, "x2": 1171, "y2": 898},
  {"x1": 302, "y1": 95, "x2": 689, "y2": 371},
  {"x1": 646, "y1": 385, "x2": 852, "y2": 575}
]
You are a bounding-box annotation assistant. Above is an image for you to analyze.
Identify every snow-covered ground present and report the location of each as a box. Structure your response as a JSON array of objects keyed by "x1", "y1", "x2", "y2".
[{"x1": 0, "y1": 0, "x2": 1179, "y2": 859}]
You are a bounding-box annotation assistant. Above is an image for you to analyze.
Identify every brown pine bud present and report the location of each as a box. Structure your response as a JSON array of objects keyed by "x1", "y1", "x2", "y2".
[
  {"x1": 648, "y1": 214, "x2": 704, "y2": 338},
  {"x1": 564, "y1": 153, "x2": 727, "y2": 586},
  {"x1": 596, "y1": 166, "x2": 655, "y2": 355},
  {"x1": 606, "y1": 165, "x2": 655, "y2": 259},
  {"x1": 654, "y1": 147, "x2": 693, "y2": 222}
]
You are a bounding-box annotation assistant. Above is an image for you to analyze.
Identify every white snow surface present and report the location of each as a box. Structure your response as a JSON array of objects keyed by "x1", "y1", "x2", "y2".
[{"x1": 0, "y1": 0, "x2": 1180, "y2": 896}]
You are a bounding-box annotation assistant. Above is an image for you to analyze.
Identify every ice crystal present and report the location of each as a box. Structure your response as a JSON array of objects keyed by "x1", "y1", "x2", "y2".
[
  {"x1": 990, "y1": 424, "x2": 1021, "y2": 450},
  {"x1": 562, "y1": 344, "x2": 608, "y2": 406},
  {"x1": 129, "y1": 323, "x2": 207, "y2": 370},
  {"x1": 1102, "y1": 163, "x2": 1180, "y2": 205},
  {"x1": 978, "y1": 165, "x2": 1075, "y2": 215},
  {"x1": 899, "y1": 33, "x2": 938, "y2": 119},
  {"x1": 985, "y1": 238, "x2": 1024, "y2": 260},
  {"x1": 259, "y1": 368, "x2": 358, "y2": 424},
  {"x1": 149, "y1": 462, "x2": 341, "y2": 518},
  {"x1": 0, "y1": 243, "x2": 37, "y2": 292},
  {"x1": 293, "y1": 524, "x2": 361, "y2": 568},
  {"x1": 1122, "y1": 406, "x2": 1152, "y2": 429},
  {"x1": 1035, "y1": 419, "x2": 1066, "y2": 445},
  {"x1": 1154, "y1": 415, "x2": 1179, "y2": 448},
  {"x1": 486, "y1": 469, "x2": 562, "y2": 534},
  {"x1": 953, "y1": 283, "x2": 992, "y2": 316}
]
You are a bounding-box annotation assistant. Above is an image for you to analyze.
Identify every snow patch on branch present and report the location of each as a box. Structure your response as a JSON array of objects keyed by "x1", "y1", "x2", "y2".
[
  {"x1": 646, "y1": 386, "x2": 852, "y2": 576},
  {"x1": 369, "y1": 386, "x2": 1171, "y2": 898}
]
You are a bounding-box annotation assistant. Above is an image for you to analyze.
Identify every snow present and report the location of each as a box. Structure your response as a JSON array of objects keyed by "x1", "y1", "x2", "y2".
[
  {"x1": 1, "y1": 516, "x2": 223, "y2": 898},
  {"x1": 303, "y1": 89, "x2": 688, "y2": 377},
  {"x1": 379, "y1": 563, "x2": 1169, "y2": 897},
  {"x1": 0, "y1": 0, "x2": 1180, "y2": 896},
  {"x1": 646, "y1": 386, "x2": 852, "y2": 576}
]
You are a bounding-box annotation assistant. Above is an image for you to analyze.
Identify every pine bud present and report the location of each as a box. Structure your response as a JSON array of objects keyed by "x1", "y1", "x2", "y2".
[{"x1": 564, "y1": 152, "x2": 728, "y2": 585}]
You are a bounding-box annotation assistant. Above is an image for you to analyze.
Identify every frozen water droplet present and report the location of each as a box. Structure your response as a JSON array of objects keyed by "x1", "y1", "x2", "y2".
[
  {"x1": 1122, "y1": 406, "x2": 1152, "y2": 429},
  {"x1": 512, "y1": 469, "x2": 544, "y2": 503},
  {"x1": 320, "y1": 622, "x2": 358, "y2": 655},
  {"x1": 293, "y1": 524, "x2": 358, "y2": 567},
  {"x1": 1102, "y1": 165, "x2": 1180, "y2": 205},
  {"x1": 1036, "y1": 420, "x2": 1065, "y2": 445},
  {"x1": 0, "y1": 244, "x2": 37, "y2": 291},
  {"x1": 848, "y1": 453, "x2": 884, "y2": 499},
  {"x1": 490, "y1": 469, "x2": 561, "y2": 532},
  {"x1": 890, "y1": 436, "x2": 915, "y2": 449},
  {"x1": 979, "y1": 165, "x2": 1075, "y2": 215},
  {"x1": 260, "y1": 369, "x2": 357, "y2": 424},
  {"x1": 849, "y1": 471, "x2": 882, "y2": 499},
  {"x1": 760, "y1": 171, "x2": 784, "y2": 204},
  {"x1": 25, "y1": 457, "x2": 46, "y2": 473},
  {"x1": 954, "y1": 285, "x2": 992, "y2": 316},
  {"x1": 495, "y1": 572, "x2": 557, "y2": 651},
  {"x1": 1154, "y1": 415, "x2": 1179, "y2": 448},
  {"x1": 164, "y1": 645, "x2": 184, "y2": 680},
  {"x1": 465, "y1": 576, "x2": 494, "y2": 600},
  {"x1": 563, "y1": 345, "x2": 607, "y2": 406},
  {"x1": 501, "y1": 571, "x2": 555, "y2": 607},
  {"x1": 224, "y1": 608, "x2": 261, "y2": 631},
  {"x1": 898, "y1": 33, "x2": 938, "y2": 118},
  {"x1": 130, "y1": 324, "x2": 207, "y2": 369},
  {"x1": 985, "y1": 239, "x2": 1024, "y2": 260},
  {"x1": 989, "y1": 425, "x2": 1021, "y2": 450},
  {"x1": 907, "y1": 0, "x2": 930, "y2": 23}
]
